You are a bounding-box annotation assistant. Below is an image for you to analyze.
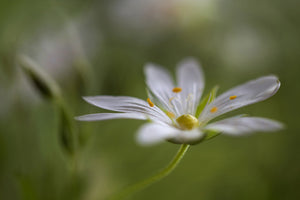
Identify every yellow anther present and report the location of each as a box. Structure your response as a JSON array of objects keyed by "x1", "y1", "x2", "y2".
[
  {"x1": 168, "y1": 97, "x2": 176, "y2": 108},
  {"x1": 229, "y1": 95, "x2": 237, "y2": 100},
  {"x1": 169, "y1": 97, "x2": 175, "y2": 102},
  {"x1": 166, "y1": 111, "x2": 175, "y2": 119},
  {"x1": 172, "y1": 87, "x2": 182, "y2": 93},
  {"x1": 186, "y1": 93, "x2": 193, "y2": 101},
  {"x1": 176, "y1": 114, "x2": 199, "y2": 130},
  {"x1": 210, "y1": 106, "x2": 218, "y2": 113},
  {"x1": 147, "y1": 98, "x2": 154, "y2": 107}
]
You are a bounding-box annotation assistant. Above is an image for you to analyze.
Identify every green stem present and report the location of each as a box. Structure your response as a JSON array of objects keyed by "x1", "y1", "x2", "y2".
[{"x1": 109, "y1": 144, "x2": 190, "y2": 200}]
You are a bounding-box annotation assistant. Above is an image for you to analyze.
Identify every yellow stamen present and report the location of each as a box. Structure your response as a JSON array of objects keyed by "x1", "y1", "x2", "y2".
[
  {"x1": 169, "y1": 97, "x2": 175, "y2": 102},
  {"x1": 172, "y1": 87, "x2": 182, "y2": 93},
  {"x1": 168, "y1": 97, "x2": 176, "y2": 108},
  {"x1": 166, "y1": 111, "x2": 175, "y2": 119},
  {"x1": 147, "y1": 98, "x2": 154, "y2": 107},
  {"x1": 210, "y1": 106, "x2": 218, "y2": 113},
  {"x1": 229, "y1": 95, "x2": 237, "y2": 100}
]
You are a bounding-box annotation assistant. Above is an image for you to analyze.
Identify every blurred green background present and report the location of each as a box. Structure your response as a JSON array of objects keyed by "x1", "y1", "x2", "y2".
[{"x1": 0, "y1": 0, "x2": 299, "y2": 199}]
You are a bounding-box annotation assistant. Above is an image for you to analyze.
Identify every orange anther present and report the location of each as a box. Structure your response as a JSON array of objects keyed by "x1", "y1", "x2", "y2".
[
  {"x1": 172, "y1": 87, "x2": 182, "y2": 93},
  {"x1": 147, "y1": 98, "x2": 154, "y2": 107},
  {"x1": 229, "y1": 95, "x2": 237, "y2": 100},
  {"x1": 210, "y1": 106, "x2": 218, "y2": 113}
]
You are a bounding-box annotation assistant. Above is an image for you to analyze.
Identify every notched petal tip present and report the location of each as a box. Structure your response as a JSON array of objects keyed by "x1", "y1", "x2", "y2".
[
  {"x1": 266, "y1": 119, "x2": 285, "y2": 131},
  {"x1": 74, "y1": 115, "x2": 91, "y2": 121},
  {"x1": 199, "y1": 75, "x2": 282, "y2": 123},
  {"x1": 144, "y1": 63, "x2": 170, "y2": 76},
  {"x1": 260, "y1": 75, "x2": 281, "y2": 97},
  {"x1": 177, "y1": 57, "x2": 203, "y2": 74},
  {"x1": 82, "y1": 96, "x2": 108, "y2": 108},
  {"x1": 82, "y1": 96, "x2": 96, "y2": 104}
]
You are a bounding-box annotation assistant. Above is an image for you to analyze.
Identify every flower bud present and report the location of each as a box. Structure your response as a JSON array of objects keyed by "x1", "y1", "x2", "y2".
[{"x1": 18, "y1": 55, "x2": 61, "y2": 100}]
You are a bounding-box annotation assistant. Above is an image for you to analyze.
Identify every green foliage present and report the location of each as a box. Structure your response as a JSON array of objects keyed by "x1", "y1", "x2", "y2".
[{"x1": 195, "y1": 86, "x2": 219, "y2": 118}]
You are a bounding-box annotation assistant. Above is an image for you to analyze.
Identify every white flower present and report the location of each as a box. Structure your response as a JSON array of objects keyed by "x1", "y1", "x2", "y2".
[{"x1": 76, "y1": 58, "x2": 283, "y2": 145}]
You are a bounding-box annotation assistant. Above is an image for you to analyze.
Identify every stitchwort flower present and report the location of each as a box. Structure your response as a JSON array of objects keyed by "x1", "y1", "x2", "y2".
[{"x1": 76, "y1": 58, "x2": 283, "y2": 145}]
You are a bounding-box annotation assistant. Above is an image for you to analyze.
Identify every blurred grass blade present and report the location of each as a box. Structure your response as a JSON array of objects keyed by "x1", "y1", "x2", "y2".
[
  {"x1": 59, "y1": 104, "x2": 77, "y2": 156},
  {"x1": 18, "y1": 55, "x2": 61, "y2": 100},
  {"x1": 203, "y1": 130, "x2": 221, "y2": 141}
]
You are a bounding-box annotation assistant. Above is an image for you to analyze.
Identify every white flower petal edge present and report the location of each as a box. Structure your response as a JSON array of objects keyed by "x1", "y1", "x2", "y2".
[
  {"x1": 205, "y1": 117, "x2": 284, "y2": 135},
  {"x1": 199, "y1": 76, "x2": 280, "y2": 123},
  {"x1": 145, "y1": 64, "x2": 174, "y2": 112},
  {"x1": 137, "y1": 123, "x2": 204, "y2": 145},
  {"x1": 75, "y1": 113, "x2": 148, "y2": 121},
  {"x1": 136, "y1": 123, "x2": 179, "y2": 146},
  {"x1": 75, "y1": 113, "x2": 147, "y2": 121},
  {"x1": 82, "y1": 96, "x2": 171, "y2": 124},
  {"x1": 166, "y1": 128, "x2": 205, "y2": 144},
  {"x1": 176, "y1": 58, "x2": 205, "y2": 115}
]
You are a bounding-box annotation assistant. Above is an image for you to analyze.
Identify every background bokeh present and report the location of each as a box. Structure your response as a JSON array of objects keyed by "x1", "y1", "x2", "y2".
[{"x1": 0, "y1": 0, "x2": 299, "y2": 199}]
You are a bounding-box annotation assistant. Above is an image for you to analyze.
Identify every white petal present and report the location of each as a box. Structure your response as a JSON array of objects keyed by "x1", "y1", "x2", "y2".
[
  {"x1": 137, "y1": 123, "x2": 205, "y2": 146},
  {"x1": 144, "y1": 64, "x2": 175, "y2": 113},
  {"x1": 136, "y1": 123, "x2": 178, "y2": 145},
  {"x1": 168, "y1": 129, "x2": 205, "y2": 144},
  {"x1": 75, "y1": 113, "x2": 147, "y2": 121},
  {"x1": 199, "y1": 76, "x2": 280, "y2": 123},
  {"x1": 205, "y1": 117, "x2": 284, "y2": 135},
  {"x1": 83, "y1": 96, "x2": 171, "y2": 124},
  {"x1": 176, "y1": 58, "x2": 205, "y2": 115}
]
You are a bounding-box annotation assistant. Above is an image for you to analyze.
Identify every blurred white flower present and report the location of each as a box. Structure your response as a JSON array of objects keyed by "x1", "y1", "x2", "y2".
[
  {"x1": 16, "y1": 12, "x2": 101, "y2": 104},
  {"x1": 20, "y1": 13, "x2": 100, "y2": 81},
  {"x1": 111, "y1": 0, "x2": 217, "y2": 37},
  {"x1": 77, "y1": 58, "x2": 283, "y2": 145}
]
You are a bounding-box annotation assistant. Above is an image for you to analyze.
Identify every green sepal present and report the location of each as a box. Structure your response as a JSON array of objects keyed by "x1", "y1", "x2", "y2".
[
  {"x1": 195, "y1": 86, "x2": 219, "y2": 118},
  {"x1": 203, "y1": 130, "x2": 221, "y2": 141}
]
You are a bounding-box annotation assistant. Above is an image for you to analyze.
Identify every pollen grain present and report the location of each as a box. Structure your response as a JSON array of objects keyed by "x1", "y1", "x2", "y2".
[
  {"x1": 229, "y1": 95, "x2": 237, "y2": 100},
  {"x1": 172, "y1": 87, "x2": 182, "y2": 93},
  {"x1": 210, "y1": 106, "x2": 218, "y2": 113},
  {"x1": 147, "y1": 98, "x2": 154, "y2": 107}
]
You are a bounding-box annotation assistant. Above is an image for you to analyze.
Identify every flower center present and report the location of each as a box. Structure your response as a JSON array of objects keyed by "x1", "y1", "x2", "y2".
[{"x1": 176, "y1": 114, "x2": 199, "y2": 130}]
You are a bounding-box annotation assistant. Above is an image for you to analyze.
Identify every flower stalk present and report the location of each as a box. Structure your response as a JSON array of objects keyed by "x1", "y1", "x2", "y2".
[{"x1": 110, "y1": 144, "x2": 190, "y2": 200}]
